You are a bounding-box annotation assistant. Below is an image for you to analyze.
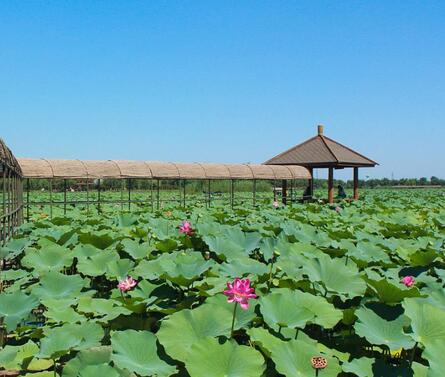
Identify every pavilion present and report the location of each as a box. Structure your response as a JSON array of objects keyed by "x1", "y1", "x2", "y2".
[{"x1": 264, "y1": 125, "x2": 378, "y2": 203}]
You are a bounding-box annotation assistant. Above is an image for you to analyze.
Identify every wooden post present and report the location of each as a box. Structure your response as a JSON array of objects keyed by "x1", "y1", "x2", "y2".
[
  {"x1": 328, "y1": 167, "x2": 334, "y2": 204},
  {"x1": 49, "y1": 179, "x2": 53, "y2": 219},
  {"x1": 208, "y1": 180, "x2": 211, "y2": 207},
  {"x1": 182, "y1": 180, "x2": 186, "y2": 207},
  {"x1": 156, "y1": 179, "x2": 160, "y2": 210},
  {"x1": 309, "y1": 168, "x2": 314, "y2": 198},
  {"x1": 128, "y1": 179, "x2": 131, "y2": 211},
  {"x1": 281, "y1": 179, "x2": 287, "y2": 205},
  {"x1": 230, "y1": 180, "x2": 234, "y2": 209},
  {"x1": 26, "y1": 178, "x2": 30, "y2": 221},
  {"x1": 86, "y1": 179, "x2": 90, "y2": 215},
  {"x1": 97, "y1": 179, "x2": 101, "y2": 213},
  {"x1": 63, "y1": 179, "x2": 67, "y2": 215},
  {"x1": 253, "y1": 179, "x2": 256, "y2": 206},
  {"x1": 353, "y1": 167, "x2": 359, "y2": 200}
]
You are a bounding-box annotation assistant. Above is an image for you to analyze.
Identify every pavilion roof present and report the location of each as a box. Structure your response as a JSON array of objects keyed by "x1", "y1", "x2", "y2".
[{"x1": 264, "y1": 125, "x2": 377, "y2": 168}]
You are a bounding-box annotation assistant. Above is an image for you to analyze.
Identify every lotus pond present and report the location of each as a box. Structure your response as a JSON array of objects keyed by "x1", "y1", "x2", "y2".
[{"x1": 1, "y1": 189, "x2": 444, "y2": 376}]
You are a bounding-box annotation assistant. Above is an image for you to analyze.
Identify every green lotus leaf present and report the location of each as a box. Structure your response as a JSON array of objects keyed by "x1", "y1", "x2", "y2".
[
  {"x1": 116, "y1": 214, "x2": 138, "y2": 227},
  {"x1": 247, "y1": 327, "x2": 283, "y2": 357},
  {"x1": 303, "y1": 254, "x2": 366, "y2": 298},
  {"x1": 155, "y1": 239, "x2": 178, "y2": 253},
  {"x1": 23, "y1": 371, "x2": 58, "y2": 377},
  {"x1": 78, "y1": 364, "x2": 120, "y2": 377},
  {"x1": 40, "y1": 322, "x2": 104, "y2": 359},
  {"x1": 422, "y1": 340, "x2": 445, "y2": 377},
  {"x1": 0, "y1": 291, "x2": 38, "y2": 331},
  {"x1": 31, "y1": 271, "x2": 89, "y2": 300},
  {"x1": 203, "y1": 235, "x2": 245, "y2": 260},
  {"x1": 259, "y1": 237, "x2": 277, "y2": 261},
  {"x1": 77, "y1": 297, "x2": 132, "y2": 322},
  {"x1": 72, "y1": 244, "x2": 101, "y2": 259},
  {"x1": 366, "y1": 278, "x2": 423, "y2": 304},
  {"x1": 21, "y1": 244, "x2": 74, "y2": 272},
  {"x1": 346, "y1": 242, "x2": 392, "y2": 266},
  {"x1": 222, "y1": 228, "x2": 262, "y2": 253},
  {"x1": 402, "y1": 298, "x2": 445, "y2": 346},
  {"x1": 410, "y1": 249, "x2": 438, "y2": 266},
  {"x1": 62, "y1": 346, "x2": 133, "y2": 377},
  {"x1": 106, "y1": 258, "x2": 135, "y2": 280},
  {"x1": 38, "y1": 329, "x2": 82, "y2": 359},
  {"x1": 342, "y1": 357, "x2": 374, "y2": 377},
  {"x1": 217, "y1": 257, "x2": 269, "y2": 279},
  {"x1": 2, "y1": 268, "x2": 30, "y2": 281},
  {"x1": 78, "y1": 232, "x2": 116, "y2": 249},
  {"x1": 111, "y1": 330, "x2": 176, "y2": 377},
  {"x1": 260, "y1": 288, "x2": 342, "y2": 330},
  {"x1": 157, "y1": 294, "x2": 256, "y2": 361},
  {"x1": 184, "y1": 337, "x2": 265, "y2": 377},
  {"x1": 0, "y1": 237, "x2": 31, "y2": 259},
  {"x1": 44, "y1": 303, "x2": 86, "y2": 324},
  {"x1": 411, "y1": 362, "x2": 429, "y2": 377},
  {"x1": 120, "y1": 239, "x2": 153, "y2": 260},
  {"x1": 76, "y1": 250, "x2": 120, "y2": 277},
  {"x1": 159, "y1": 251, "x2": 214, "y2": 286},
  {"x1": 0, "y1": 340, "x2": 52, "y2": 371},
  {"x1": 269, "y1": 338, "x2": 342, "y2": 377},
  {"x1": 354, "y1": 307, "x2": 415, "y2": 350},
  {"x1": 133, "y1": 258, "x2": 166, "y2": 280}
]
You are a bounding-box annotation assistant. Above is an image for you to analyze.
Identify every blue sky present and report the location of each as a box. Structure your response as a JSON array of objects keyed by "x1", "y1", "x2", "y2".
[{"x1": 1, "y1": 1, "x2": 444, "y2": 179}]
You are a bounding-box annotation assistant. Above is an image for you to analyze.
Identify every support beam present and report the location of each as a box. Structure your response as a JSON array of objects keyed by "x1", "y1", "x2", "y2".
[
  {"x1": 281, "y1": 179, "x2": 287, "y2": 205},
  {"x1": 353, "y1": 167, "x2": 359, "y2": 200},
  {"x1": 328, "y1": 167, "x2": 334, "y2": 204}
]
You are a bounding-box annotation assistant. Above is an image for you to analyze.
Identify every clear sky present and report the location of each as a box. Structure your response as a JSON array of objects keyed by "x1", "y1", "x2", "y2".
[{"x1": 1, "y1": 1, "x2": 444, "y2": 179}]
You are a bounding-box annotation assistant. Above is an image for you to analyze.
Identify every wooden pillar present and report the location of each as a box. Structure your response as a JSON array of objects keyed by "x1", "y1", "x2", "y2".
[
  {"x1": 353, "y1": 167, "x2": 359, "y2": 200},
  {"x1": 182, "y1": 180, "x2": 186, "y2": 207},
  {"x1": 253, "y1": 179, "x2": 256, "y2": 206},
  {"x1": 128, "y1": 179, "x2": 131, "y2": 211},
  {"x1": 86, "y1": 179, "x2": 90, "y2": 215},
  {"x1": 49, "y1": 179, "x2": 53, "y2": 219},
  {"x1": 208, "y1": 180, "x2": 211, "y2": 207},
  {"x1": 230, "y1": 180, "x2": 234, "y2": 209},
  {"x1": 309, "y1": 168, "x2": 314, "y2": 198},
  {"x1": 63, "y1": 179, "x2": 67, "y2": 215},
  {"x1": 281, "y1": 179, "x2": 287, "y2": 205},
  {"x1": 328, "y1": 167, "x2": 334, "y2": 204},
  {"x1": 26, "y1": 178, "x2": 30, "y2": 221}
]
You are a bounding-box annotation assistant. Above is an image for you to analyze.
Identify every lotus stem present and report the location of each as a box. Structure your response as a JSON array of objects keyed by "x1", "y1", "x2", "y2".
[{"x1": 230, "y1": 302, "x2": 238, "y2": 338}]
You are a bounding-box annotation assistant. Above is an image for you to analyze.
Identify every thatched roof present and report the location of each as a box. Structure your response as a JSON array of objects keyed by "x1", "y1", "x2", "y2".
[
  {"x1": 17, "y1": 158, "x2": 311, "y2": 180},
  {"x1": 265, "y1": 125, "x2": 377, "y2": 168},
  {"x1": 0, "y1": 139, "x2": 22, "y2": 176}
]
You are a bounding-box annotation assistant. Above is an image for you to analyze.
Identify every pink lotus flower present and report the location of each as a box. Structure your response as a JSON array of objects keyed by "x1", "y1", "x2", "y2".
[
  {"x1": 224, "y1": 278, "x2": 257, "y2": 310},
  {"x1": 117, "y1": 276, "x2": 138, "y2": 292},
  {"x1": 401, "y1": 276, "x2": 415, "y2": 287},
  {"x1": 179, "y1": 220, "x2": 194, "y2": 236}
]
